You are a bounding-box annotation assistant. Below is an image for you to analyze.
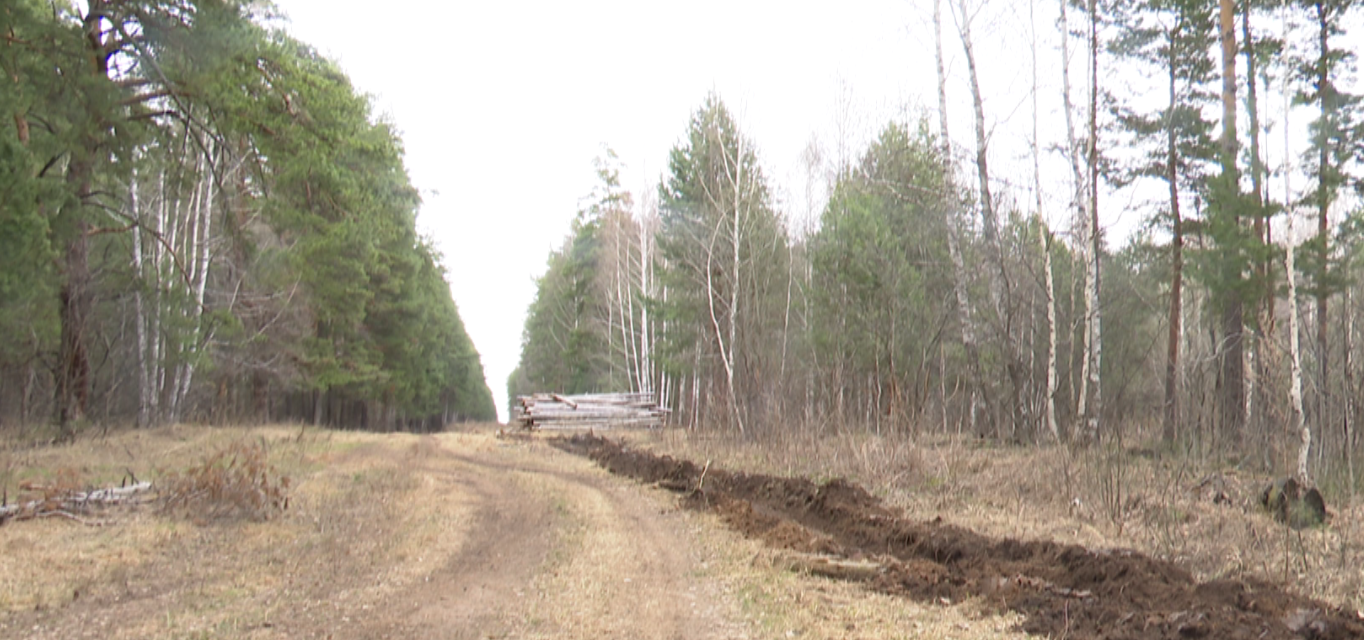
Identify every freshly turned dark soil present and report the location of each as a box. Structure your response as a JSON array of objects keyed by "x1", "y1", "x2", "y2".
[{"x1": 551, "y1": 433, "x2": 1364, "y2": 640}]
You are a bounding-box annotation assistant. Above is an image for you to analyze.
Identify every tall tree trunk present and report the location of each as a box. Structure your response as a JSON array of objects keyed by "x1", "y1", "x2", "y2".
[
  {"x1": 1060, "y1": 0, "x2": 1093, "y2": 437},
  {"x1": 1243, "y1": 4, "x2": 1267, "y2": 443},
  {"x1": 1313, "y1": 1, "x2": 1330, "y2": 455},
  {"x1": 56, "y1": 217, "x2": 91, "y2": 432},
  {"x1": 935, "y1": 0, "x2": 951, "y2": 151},
  {"x1": 1289, "y1": 218, "x2": 1309, "y2": 481},
  {"x1": 151, "y1": 169, "x2": 167, "y2": 423},
  {"x1": 729, "y1": 136, "x2": 744, "y2": 433},
  {"x1": 1344, "y1": 286, "x2": 1355, "y2": 494},
  {"x1": 1163, "y1": 32, "x2": 1184, "y2": 446},
  {"x1": 1041, "y1": 223, "x2": 1059, "y2": 442},
  {"x1": 935, "y1": 0, "x2": 986, "y2": 435},
  {"x1": 637, "y1": 216, "x2": 653, "y2": 394},
  {"x1": 132, "y1": 165, "x2": 151, "y2": 428},
  {"x1": 957, "y1": 0, "x2": 1021, "y2": 435},
  {"x1": 1084, "y1": 0, "x2": 1103, "y2": 444},
  {"x1": 704, "y1": 132, "x2": 746, "y2": 434},
  {"x1": 55, "y1": 6, "x2": 114, "y2": 433},
  {"x1": 1280, "y1": 2, "x2": 1305, "y2": 479},
  {"x1": 780, "y1": 228, "x2": 793, "y2": 401},
  {"x1": 954, "y1": 0, "x2": 999, "y2": 246},
  {"x1": 179, "y1": 140, "x2": 217, "y2": 416},
  {"x1": 1031, "y1": 0, "x2": 1058, "y2": 443},
  {"x1": 1217, "y1": 0, "x2": 1245, "y2": 449}
]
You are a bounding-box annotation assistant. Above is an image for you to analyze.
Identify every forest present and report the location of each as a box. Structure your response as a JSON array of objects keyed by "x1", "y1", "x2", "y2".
[
  {"x1": 0, "y1": 0, "x2": 497, "y2": 434},
  {"x1": 511, "y1": 0, "x2": 1364, "y2": 493}
]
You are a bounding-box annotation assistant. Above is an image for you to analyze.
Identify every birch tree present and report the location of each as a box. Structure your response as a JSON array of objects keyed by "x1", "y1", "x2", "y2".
[
  {"x1": 934, "y1": 0, "x2": 989, "y2": 434},
  {"x1": 954, "y1": 0, "x2": 1027, "y2": 435},
  {"x1": 656, "y1": 96, "x2": 787, "y2": 433}
]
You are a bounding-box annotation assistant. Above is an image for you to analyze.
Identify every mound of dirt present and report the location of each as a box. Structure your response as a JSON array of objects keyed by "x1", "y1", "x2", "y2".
[{"x1": 552, "y1": 434, "x2": 1364, "y2": 640}]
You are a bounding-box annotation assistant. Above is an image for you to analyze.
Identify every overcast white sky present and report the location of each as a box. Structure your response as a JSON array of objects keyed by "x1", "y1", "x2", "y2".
[{"x1": 270, "y1": 0, "x2": 1201, "y2": 422}]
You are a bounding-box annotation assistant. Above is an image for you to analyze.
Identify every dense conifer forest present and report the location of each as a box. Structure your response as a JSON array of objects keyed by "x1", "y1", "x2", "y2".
[{"x1": 1, "y1": 0, "x2": 496, "y2": 433}]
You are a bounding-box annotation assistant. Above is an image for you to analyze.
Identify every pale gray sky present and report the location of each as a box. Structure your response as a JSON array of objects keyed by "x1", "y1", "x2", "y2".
[{"x1": 273, "y1": 0, "x2": 1319, "y2": 422}]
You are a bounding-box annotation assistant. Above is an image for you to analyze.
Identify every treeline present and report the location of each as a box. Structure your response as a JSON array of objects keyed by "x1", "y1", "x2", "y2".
[
  {"x1": 0, "y1": 0, "x2": 495, "y2": 433},
  {"x1": 513, "y1": 0, "x2": 1364, "y2": 492}
]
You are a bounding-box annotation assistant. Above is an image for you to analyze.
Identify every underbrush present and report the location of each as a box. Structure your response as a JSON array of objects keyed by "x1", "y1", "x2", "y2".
[
  {"x1": 632, "y1": 424, "x2": 1364, "y2": 615},
  {"x1": 157, "y1": 439, "x2": 291, "y2": 521}
]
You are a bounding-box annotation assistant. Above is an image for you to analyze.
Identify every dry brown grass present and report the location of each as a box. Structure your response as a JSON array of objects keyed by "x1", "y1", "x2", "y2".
[
  {"x1": 17, "y1": 420, "x2": 1354, "y2": 640},
  {"x1": 0, "y1": 424, "x2": 481, "y2": 638},
  {"x1": 157, "y1": 440, "x2": 290, "y2": 522},
  {"x1": 629, "y1": 426, "x2": 1364, "y2": 617}
]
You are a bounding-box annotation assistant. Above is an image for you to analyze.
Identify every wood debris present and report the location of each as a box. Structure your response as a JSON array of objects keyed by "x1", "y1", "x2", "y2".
[
  {"x1": 514, "y1": 392, "x2": 669, "y2": 430},
  {"x1": 1, "y1": 479, "x2": 153, "y2": 526}
]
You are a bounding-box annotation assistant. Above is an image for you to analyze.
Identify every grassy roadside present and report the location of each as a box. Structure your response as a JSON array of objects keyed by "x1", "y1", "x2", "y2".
[
  {"x1": 625, "y1": 426, "x2": 1364, "y2": 617},
  {"x1": 0, "y1": 424, "x2": 481, "y2": 639},
  {"x1": 682, "y1": 504, "x2": 1031, "y2": 640}
]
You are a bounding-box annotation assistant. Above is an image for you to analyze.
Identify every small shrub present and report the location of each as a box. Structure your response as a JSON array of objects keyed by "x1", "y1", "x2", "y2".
[{"x1": 158, "y1": 440, "x2": 290, "y2": 522}]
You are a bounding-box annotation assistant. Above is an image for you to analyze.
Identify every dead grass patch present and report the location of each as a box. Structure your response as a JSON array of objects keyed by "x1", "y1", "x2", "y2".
[
  {"x1": 157, "y1": 440, "x2": 290, "y2": 522},
  {"x1": 0, "y1": 424, "x2": 484, "y2": 639}
]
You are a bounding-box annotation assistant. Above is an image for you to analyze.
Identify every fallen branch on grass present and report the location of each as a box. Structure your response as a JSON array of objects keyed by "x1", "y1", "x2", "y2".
[{"x1": 0, "y1": 480, "x2": 153, "y2": 525}]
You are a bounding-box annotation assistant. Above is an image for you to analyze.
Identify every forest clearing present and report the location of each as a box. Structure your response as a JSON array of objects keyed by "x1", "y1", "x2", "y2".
[
  {"x1": 2, "y1": 422, "x2": 1362, "y2": 639},
  {"x1": 9, "y1": 0, "x2": 1364, "y2": 637}
]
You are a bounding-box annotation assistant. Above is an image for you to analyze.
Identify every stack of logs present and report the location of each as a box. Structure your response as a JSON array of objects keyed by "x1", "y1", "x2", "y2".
[{"x1": 514, "y1": 392, "x2": 669, "y2": 430}]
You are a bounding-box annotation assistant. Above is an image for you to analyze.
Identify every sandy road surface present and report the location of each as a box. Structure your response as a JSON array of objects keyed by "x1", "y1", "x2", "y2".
[
  {"x1": 373, "y1": 436, "x2": 749, "y2": 639},
  {"x1": 1, "y1": 428, "x2": 749, "y2": 640}
]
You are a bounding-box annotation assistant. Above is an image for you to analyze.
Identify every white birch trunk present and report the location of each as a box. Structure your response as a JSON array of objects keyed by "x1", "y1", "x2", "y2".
[
  {"x1": 176, "y1": 139, "x2": 217, "y2": 419},
  {"x1": 131, "y1": 164, "x2": 151, "y2": 428},
  {"x1": 1085, "y1": 0, "x2": 1103, "y2": 443},
  {"x1": 935, "y1": 0, "x2": 950, "y2": 151},
  {"x1": 1280, "y1": 3, "x2": 1308, "y2": 482},
  {"x1": 606, "y1": 240, "x2": 617, "y2": 384},
  {"x1": 779, "y1": 233, "x2": 793, "y2": 396},
  {"x1": 954, "y1": 0, "x2": 1005, "y2": 329},
  {"x1": 1032, "y1": 0, "x2": 1059, "y2": 442},
  {"x1": 728, "y1": 135, "x2": 743, "y2": 432},
  {"x1": 1289, "y1": 218, "x2": 1309, "y2": 481},
  {"x1": 167, "y1": 151, "x2": 201, "y2": 422},
  {"x1": 152, "y1": 169, "x2": 168, "y2": 421},
  {"x1": 705, "y1": 210, "x2": 737, "y2": 429},
  {"x1": 1061, "y1": 0, "x2": 1099, "y2": 439},
  {"x1": 638, "y1": 217, "x2": 653, "y2": 394},
  {"x1": 1042, "y1": 224, "x2": 1059, "y2": 442},
  {"x1": 612, "y1": 245, "x2": 629, "y2": 389},
  {"x1": 936, "y1": 0, "x2": 983, "y2": 434}
]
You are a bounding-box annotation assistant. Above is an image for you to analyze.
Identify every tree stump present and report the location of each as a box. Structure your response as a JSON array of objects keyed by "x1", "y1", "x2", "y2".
[{"x1": 1258, "y1": 477, "x2": 1328, "y2": 529}]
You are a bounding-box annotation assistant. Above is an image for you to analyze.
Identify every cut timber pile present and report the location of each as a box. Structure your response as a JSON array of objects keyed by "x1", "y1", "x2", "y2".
[{"x1": 514, "y1": 392, "x2": 668, "y2": 430}]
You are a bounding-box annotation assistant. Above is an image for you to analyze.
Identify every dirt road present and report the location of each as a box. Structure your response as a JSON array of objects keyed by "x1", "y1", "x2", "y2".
[
  {"x1": 2, "y1": 428, "x2": 751, "y2": 639},
  {"x1": 367, "y1": 435, "x2": 749, "y2": 639}
]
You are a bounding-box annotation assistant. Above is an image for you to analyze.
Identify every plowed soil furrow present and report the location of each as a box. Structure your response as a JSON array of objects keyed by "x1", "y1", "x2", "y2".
[{"x1": 551, "y1": 433, "x2": 1364, "y2": 640}]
